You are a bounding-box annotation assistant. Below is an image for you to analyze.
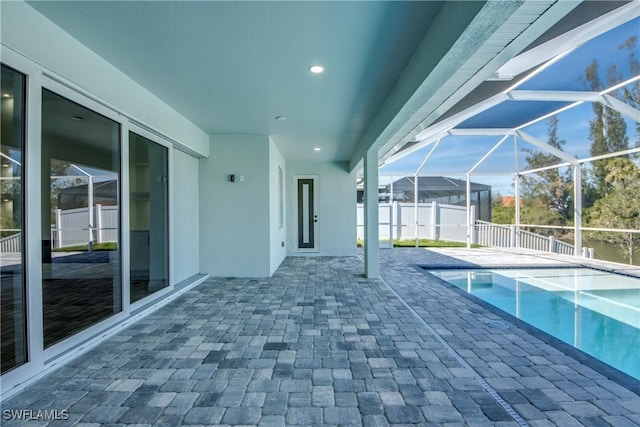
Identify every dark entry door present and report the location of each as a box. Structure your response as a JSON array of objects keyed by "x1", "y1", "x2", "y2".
[{"x1": 297, "y1": 178, "x2": 316, "y2": 250}]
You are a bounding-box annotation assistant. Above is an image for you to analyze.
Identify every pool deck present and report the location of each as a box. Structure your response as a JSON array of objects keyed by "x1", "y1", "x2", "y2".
[{"x1": 1, "y1": 248, "x2": 639, "y2": 426}]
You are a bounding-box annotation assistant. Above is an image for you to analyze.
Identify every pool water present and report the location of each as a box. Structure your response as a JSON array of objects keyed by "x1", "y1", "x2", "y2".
[{"x1": 428, "y1": 268, "x2": 640, "y2": 380}]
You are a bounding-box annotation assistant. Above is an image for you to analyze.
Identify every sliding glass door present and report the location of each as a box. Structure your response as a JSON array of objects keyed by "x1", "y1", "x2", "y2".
[
  {"x1": 1, "y1": 65, "x2": 27, "y2": 373},
  {"x1": 129, "y1": 132, "x2": 169, "y2": 303},
  {"x1": 41, "y1": 89, "x2": 121, "y2": 348}
]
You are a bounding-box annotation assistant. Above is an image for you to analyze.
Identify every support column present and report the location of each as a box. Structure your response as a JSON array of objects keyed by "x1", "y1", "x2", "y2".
[
  {"x1": 466, "y1": 174, "x2": 471, "y2": 248},
  {"x1": 389, "y1": 177, "x2": 394, "y2": 248},
  {"x1": 364, "y1": 149, "x2": 380, "y2": 278},
  {"x1": 88, "y1": 175, "x2": 94, "y2": 248},
  {"x1": 414, "y1": 175, "x2": 419, "y2": 247},
  {"x1": 514, "y1": 173, "x2": 521, "y2": 248},
  {"x1": 514, "y1": 136, "x2": 521, "y2": 248},
  {"x1": 574, "y1": 164, "x2": 582, "y2": 256}
]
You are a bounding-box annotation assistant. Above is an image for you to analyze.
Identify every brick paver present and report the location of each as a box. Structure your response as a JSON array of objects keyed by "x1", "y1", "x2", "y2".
[{"x1": 1, "y1": 250, "x2": 638, "y2": 426}]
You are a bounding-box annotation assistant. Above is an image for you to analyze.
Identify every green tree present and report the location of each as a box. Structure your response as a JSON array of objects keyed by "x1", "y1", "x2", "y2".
[
  {"x1": 587, "y1": 157, "x2": 640, "y2": 264},
  {"x1": 584, "y1": 59, "x2": 629, "y2": 197},
  {"x1": 521, "y1": 116, "x2": 573, "y2": 228},
  {"x1": 491, "y1": 193, "x2": 514, "y2": 224},
  {"x1": 618, "y1": 36, "x2": 639, "y2": 146}
]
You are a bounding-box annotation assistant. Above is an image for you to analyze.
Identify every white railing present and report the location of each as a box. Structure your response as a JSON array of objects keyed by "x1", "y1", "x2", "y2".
[
  {"x1": 556, "y1": 239, "x2": 575, "y2": 256},
  {"x1": 0, "y1": 232, "x2": 21, "y2": 253},
  {"x1": 474, "y1": 221, "x2": 512, "y2": 247},
  {"x1": 473, "y1": 220, "x2": 582, "y2": 257},
  {"x1": 519, "y1": 228, "x2": 550, "y2": 252}
]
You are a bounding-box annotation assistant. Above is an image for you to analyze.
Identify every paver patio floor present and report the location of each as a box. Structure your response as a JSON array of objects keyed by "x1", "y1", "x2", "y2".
[{"x1": 2, "y1": 249, "x2": 639, "y2": 426}]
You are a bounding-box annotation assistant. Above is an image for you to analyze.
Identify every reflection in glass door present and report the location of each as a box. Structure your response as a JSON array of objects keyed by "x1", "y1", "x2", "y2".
[
  {"x1": 1, "y1": 65, "x2": 27, "y2": 373},
  {"x1": 41, "y1": 89, "x2": 121, "y2": 348},
  {"x1": 129, "y1": 132, "x2": 168, "y2": 303}
]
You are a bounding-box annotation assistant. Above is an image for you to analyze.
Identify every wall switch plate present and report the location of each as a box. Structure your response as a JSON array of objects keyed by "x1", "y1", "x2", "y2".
[{"x1": 239, "y1": 175, "x2": 244, "y2": 182}]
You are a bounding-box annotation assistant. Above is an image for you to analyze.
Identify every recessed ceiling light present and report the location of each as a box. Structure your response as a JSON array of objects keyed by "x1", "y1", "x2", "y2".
[
  {"x1": 309, "y1": 65, "x2": 324, "y2": 74},
  {"x1": 314, "y1": 147, "x2": 321, "y2": 151},
  {"x1": 275, "y1": 115, "x2": 286, "y2": 121},
  {"x1": 2, "y1": 93, "x2": 11, "y2": 98},
  {"x1": 71, "y1": 116, "x2": 84, "y2": 121}
]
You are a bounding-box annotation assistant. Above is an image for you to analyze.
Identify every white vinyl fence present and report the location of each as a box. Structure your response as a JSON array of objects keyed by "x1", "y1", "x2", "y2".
[
  {"x1": 356, "y1": 201, "x2": 473, "y2": 243},
  {"x1": 51, "y1": 204, "x2": 118, "y2": 248}
]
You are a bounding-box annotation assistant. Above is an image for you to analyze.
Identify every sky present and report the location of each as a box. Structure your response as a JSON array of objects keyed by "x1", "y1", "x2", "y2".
[{"x1": 379, "y1": 16, "x2": 640, "y2": 196}]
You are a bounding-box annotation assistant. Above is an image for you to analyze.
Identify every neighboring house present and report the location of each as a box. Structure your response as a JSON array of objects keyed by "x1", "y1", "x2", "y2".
[
  {"x1": 56, "y1": 180, "x2": 118, "y2": 210},
  {"x1": 357, "y1": 176, "x2": 492, "y2": 221},
  {"x1": 498, "y1": 196, "x2": 524, "y2": 208}
]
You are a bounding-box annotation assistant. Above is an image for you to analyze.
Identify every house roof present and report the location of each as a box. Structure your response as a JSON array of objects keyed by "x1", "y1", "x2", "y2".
[
  {"x1": 19, "y1": 0, "x2": 602, "y2": 169},
  {"x1": 390, "y1": 177, "x2": 491, "y2": 193}
]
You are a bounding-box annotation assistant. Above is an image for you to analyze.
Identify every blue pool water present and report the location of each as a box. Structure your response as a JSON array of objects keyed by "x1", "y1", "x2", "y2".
[{"x1": 428, "y1": 268, "x2": 640, "y2": 380}]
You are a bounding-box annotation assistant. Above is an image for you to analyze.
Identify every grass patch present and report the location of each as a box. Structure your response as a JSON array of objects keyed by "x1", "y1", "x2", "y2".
[
  {"x1": 357, "y1": 239, "x2": 480, "y2": 248},
  {"x1": 53, "y1": 242, "x2": 117, "y2": 252}
]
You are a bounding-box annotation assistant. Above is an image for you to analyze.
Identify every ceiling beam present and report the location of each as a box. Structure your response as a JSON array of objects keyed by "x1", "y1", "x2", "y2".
[
  {"x1": 490, "y1": 1, "x2": 639, "y2": 80},
  {"x1": 516, "y1": 130, "x2": 578, "y2": 164},
  {"x1": 468, "y1": 135, "x2": 510, "y2": 174},
  {"x1": 415, "y1": 139, "x2": 441, "y2": 176},
  {"x1": 601, "y1": 94, "x2": 640, "y2": 121},
  {"x1": 371, "y1": 0, "x2": 581, "y2": 170},
  {"x1": 448, "y1": 128, "x2": 514, "y2": 136},
  {"x1": 509, "y1": 90, "x2": 600, "y2": 102}
]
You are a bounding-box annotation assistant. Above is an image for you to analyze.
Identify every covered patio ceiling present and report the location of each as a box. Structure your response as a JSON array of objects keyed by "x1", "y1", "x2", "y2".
[{"x1": 26, "y1": 1, "x2": 619, "y2": 168}]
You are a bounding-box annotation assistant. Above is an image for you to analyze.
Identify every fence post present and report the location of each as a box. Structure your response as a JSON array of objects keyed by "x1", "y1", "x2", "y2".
[
  {"x1": 469, "y1": 205, "x2": 476, "y2": 245},
  {"x1": 471, "y1": 222, "x2": 477, "y2": 245},
  {"x1": 95, "y1": 204, "x2": 103, "y2": 244},
  {"x1": 510, "y1": 225, "x2": 516, "y2": 248},
  {"x1": 469, "y1": 205, "x2": 478, "y2": 244},
  {"x1": 392, "y1": 202, "x2": 398, "y2": 241},
  {"x1": 55, "y1": 208, "x2": 62, "y2": 248},
  {"x1": 388, "y1": 204, "x2": 393, "y2": 249},
  {"x1": 431, "y1": 201, "x2": 438, "y2": 240},
  {"x1": 548, "y1": 236, "x2": 556, "y2": 253}
]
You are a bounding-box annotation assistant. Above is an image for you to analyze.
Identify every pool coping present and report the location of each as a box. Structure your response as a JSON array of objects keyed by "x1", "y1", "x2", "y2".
[{"x1": 416, "y1": 264, "x2": 640, "y2": 396}]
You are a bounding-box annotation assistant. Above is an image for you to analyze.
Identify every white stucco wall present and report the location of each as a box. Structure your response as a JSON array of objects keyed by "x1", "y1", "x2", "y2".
[
  {"x1": 287, "y1": 161, "x2": 357, "y2": 256},
  {"x1": 199, "y1": 135, "x2": 271, "y2": 277},
  {"x1": 0, "y1": 1, "x2": 209, "y2": 156},
  {"x1": 172, "y1": 149, "x2": 200, "y2": 283},
  {"x1": 269, "y1": 138, "x2": 287, "y2": 275}
]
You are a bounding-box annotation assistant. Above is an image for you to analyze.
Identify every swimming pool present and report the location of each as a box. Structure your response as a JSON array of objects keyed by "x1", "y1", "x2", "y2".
[{"x1": 427, "y1": 268, "x2": 640, "y2": 381}]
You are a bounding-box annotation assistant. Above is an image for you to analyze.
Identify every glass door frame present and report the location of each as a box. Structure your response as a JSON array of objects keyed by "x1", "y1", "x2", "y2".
[
  {"x1": 1, "y1": 48, "x2": 46, "y2": 392},
  {"x1": 126, "y1": 123, "x2": 174, "y2": 309},
  {"x1": 39, "y1": 76, "x2": 128, "y2": 360},
  {"x1": 1, "y1": 48, "x2": 176, "y2": 395}
]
